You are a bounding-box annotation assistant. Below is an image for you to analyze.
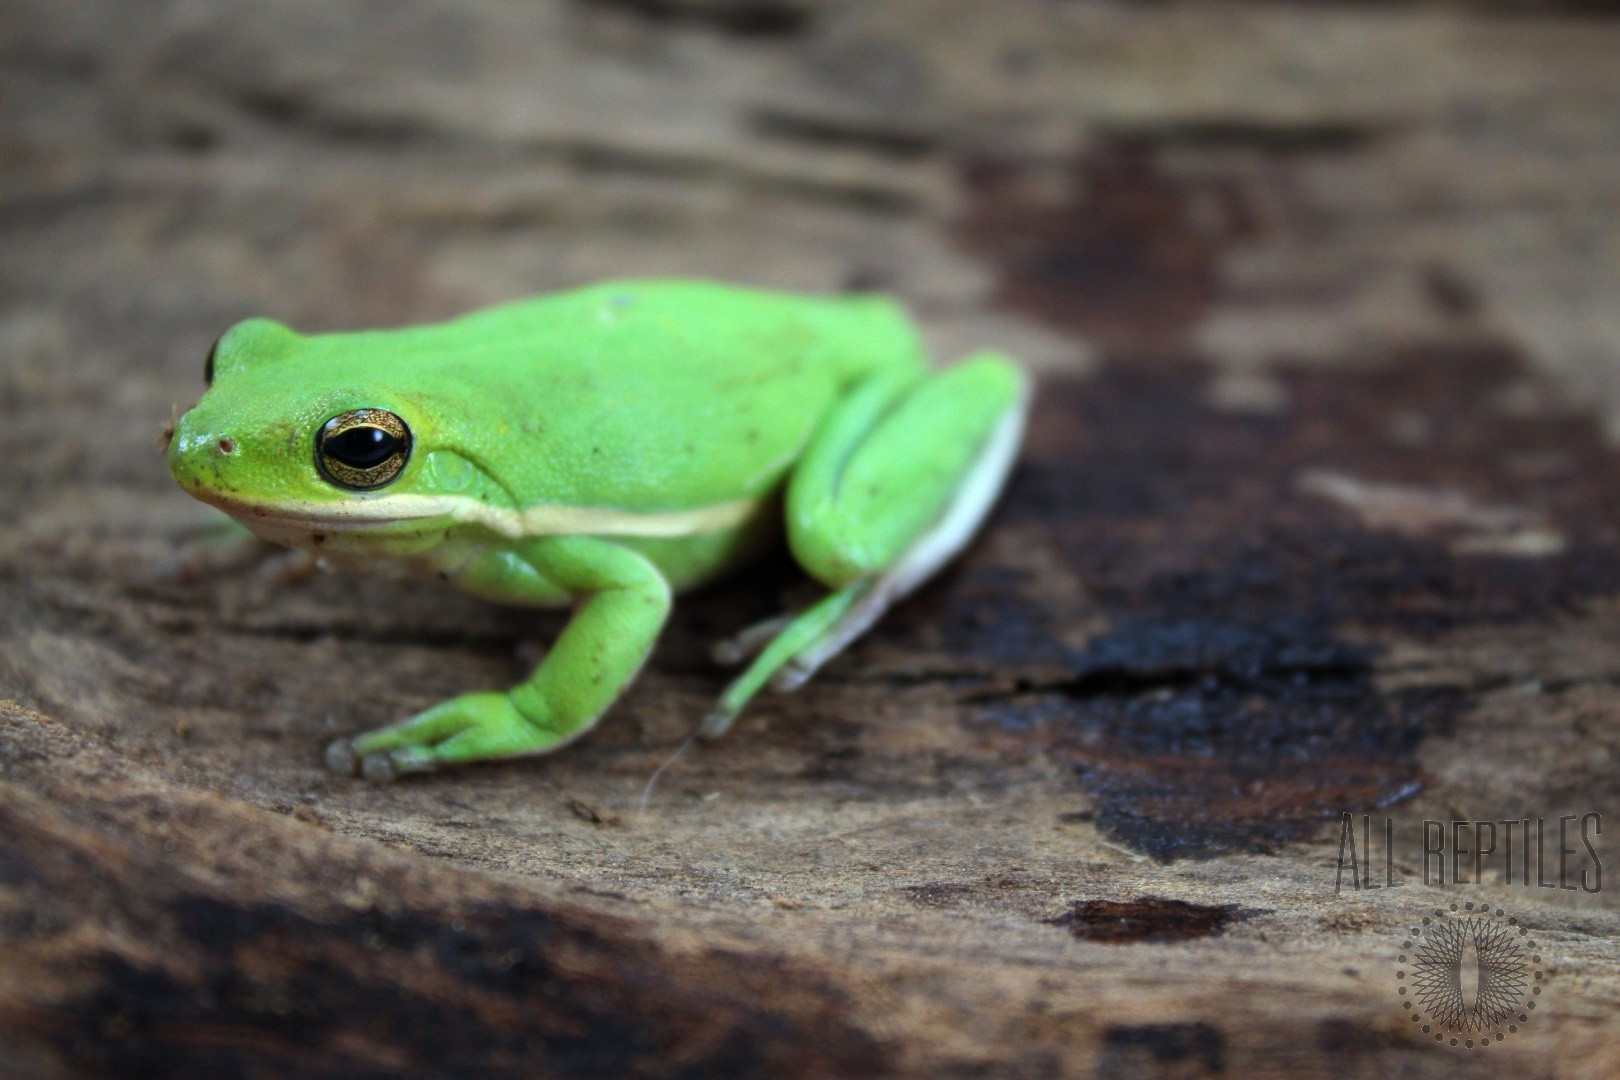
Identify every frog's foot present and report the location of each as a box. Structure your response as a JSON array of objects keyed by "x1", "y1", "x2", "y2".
[
  {"x1": 709, "y1": 612, "x2": 795, "y2": 666},
  {"x1": 701, "y1": 352, "x2": 1029, "y2": 739},
  {"x1": 700, "y1": 586, "x2": 862, "y2": 738},
  {"x1": 325, "y1": 691, "x2": 565, "y2": 783}
]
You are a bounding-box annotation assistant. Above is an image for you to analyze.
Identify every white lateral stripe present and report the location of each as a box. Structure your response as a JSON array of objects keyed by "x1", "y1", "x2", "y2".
[
  {"x1": 517, "y1": 499, "x2": 760, "y2": 537},
  {"x1": 232, "y1": 492, "x2": 761, "y2": 539}
]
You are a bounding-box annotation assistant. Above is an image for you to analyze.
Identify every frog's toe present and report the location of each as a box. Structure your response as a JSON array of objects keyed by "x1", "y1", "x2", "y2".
[
  {"x1": 768, "y1": 660, "x2": 817, "y2": 694},
  {"x1": 710, "y1": 612, "x2": 794, "y2": 666},
  {"x1": 329, "y1": 734, "x2": 444, "y2": 782},
  {"x1": 360, "y1": 746, "x2": 439, "y2": 784},
  {"x1": 698, "y1": 707, "x2": 739, "y2": 740},
  {"x1": 360, "y1": 752, "x2": 398, "y2": 784},
  {"x1": 324, "y1": 738, "x2": 360, "y2": 777}
]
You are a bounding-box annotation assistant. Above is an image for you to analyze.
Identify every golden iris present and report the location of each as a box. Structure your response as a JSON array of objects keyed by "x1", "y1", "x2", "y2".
[{"x1": 315, "y1": 409, "x2": 411, "y2": 490}]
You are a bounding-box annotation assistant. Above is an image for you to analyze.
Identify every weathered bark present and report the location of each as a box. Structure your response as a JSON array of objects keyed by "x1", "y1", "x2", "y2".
[{"x1": 3, "y1": 2, "x2": 1619, "y2": 1077}]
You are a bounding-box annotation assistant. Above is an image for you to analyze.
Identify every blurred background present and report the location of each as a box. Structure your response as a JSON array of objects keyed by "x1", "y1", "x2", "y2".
[
  {"x1": 7, "y1": 1, "x2": 1619, "y2": 436},
  {"x1": 5, "y1": 2, "x2": 1620, "y2": 1077}
]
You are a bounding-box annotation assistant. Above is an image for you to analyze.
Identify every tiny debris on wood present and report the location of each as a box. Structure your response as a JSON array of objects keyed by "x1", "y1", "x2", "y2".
[{"x1": 566, "y1": 795, "x2": 622, "y2": 826}]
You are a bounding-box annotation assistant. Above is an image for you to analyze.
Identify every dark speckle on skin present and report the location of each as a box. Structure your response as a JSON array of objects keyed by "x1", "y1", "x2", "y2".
[{"x1": 311, "y1": 533, "x2": 326, "y2": 546}]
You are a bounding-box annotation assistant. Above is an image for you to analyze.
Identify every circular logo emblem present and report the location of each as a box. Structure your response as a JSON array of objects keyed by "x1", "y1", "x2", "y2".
[{"x1": 1396, "y1": 901, "x2": 1545, "y2": 1048}]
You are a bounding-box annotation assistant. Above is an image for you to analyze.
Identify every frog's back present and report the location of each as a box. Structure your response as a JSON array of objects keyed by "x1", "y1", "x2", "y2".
[
  {"x1": 329, "y1": 280, "x2": 925, "y2": 513},
  {"x1": 459, "y1": 280, "x2": 921, "y2": 384}
]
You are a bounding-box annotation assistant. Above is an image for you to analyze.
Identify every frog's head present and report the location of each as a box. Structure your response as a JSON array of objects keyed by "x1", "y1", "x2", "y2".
[{"x1": 168, "y1": 318, "x2": 515, "y2": 555}]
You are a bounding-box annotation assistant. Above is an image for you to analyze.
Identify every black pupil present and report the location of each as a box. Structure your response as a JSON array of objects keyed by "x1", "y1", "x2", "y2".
[{"x1": 326, "y1": 426, "x2": 398, "y2": 468}]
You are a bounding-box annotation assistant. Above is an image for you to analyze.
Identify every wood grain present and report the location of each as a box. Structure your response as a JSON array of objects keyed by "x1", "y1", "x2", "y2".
[{"x1": 3, "y1": 2, "x2": 1619, "y2": 1076}]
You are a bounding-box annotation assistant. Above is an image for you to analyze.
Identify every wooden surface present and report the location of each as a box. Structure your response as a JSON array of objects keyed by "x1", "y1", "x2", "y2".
[{"x1": 4, "y1": 2, "x2": 1620, "y2": 1077}]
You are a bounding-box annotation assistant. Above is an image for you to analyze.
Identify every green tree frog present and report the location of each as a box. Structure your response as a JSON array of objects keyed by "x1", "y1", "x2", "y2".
[{"x1": 167, "y1": 280, "x2": 1028, "y2": 781}]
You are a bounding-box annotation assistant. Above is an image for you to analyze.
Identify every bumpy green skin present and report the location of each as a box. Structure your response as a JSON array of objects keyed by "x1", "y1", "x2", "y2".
[{"x1": 168, "y1": 280, "x2": 1027, "y2": 780}]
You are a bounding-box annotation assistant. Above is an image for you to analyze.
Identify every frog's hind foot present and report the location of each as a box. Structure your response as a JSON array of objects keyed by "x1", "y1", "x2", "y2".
[
  {"x1": 324, "y1": 738, "x2": 361, "y2": 776},
  {"x1": 700, "y1": 585, "x2": 863, "y2": 739},
  {"x1": 709, "y1": 612, "x2": 795, "y2": 666}
]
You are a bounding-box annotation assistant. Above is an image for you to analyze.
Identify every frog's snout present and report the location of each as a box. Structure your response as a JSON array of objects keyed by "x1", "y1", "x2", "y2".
[{"x1": 167, "y1": 408, "x2": 241, "y2": 495}]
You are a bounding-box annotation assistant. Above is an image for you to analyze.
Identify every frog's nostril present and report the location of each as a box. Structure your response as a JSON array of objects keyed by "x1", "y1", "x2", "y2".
[{"x1": 217, "y1": 437, "x2": 237, "y2": 455}]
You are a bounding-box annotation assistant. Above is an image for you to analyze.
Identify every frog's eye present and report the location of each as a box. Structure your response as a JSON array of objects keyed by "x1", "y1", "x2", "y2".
[
  {"x1": 315, "y1": 409, "x2": 412, "y2": 491},
  {"x1": 203, "y1": 336, "x2": 221, "y2": 386}
]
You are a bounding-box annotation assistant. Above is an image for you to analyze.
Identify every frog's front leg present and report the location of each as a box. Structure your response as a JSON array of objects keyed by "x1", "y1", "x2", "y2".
[{"x1": 326, "y1": 537, "x2": 671, "y2": 782}]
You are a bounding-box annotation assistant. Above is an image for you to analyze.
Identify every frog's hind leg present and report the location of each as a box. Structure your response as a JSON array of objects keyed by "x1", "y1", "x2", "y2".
[{"x1": 701, "y1": 352, "x2": 1028, "y2": 737}]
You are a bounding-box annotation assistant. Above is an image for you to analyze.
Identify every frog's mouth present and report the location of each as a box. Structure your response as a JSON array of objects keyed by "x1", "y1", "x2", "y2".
[
  {"x1": 185, "y1": 487, "x2": 421, "y2": 522},
  {"x1": 192, "y1": 487, "x2": 766, "y2": 547},
  {"x1": 185, "y1": 490, "x2": 472, "y2": 553}
]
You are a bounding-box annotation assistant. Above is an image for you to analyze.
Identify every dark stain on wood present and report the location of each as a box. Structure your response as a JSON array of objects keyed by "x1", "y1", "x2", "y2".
[
  {"x1": 957, "y1": 141, "x2": 1237, "y2": 356},
  {"x1": 943, "y1": 144, "x2": 1620, "y2": 860},
  {"x1": 992, "y1": 630, "x2": 1459, "y2": 861},
  {"x1": 1046, "y1": 897, "x2": 1243, "y2": 943},
  {"x1": 901, "y1": 882, "x2": 983, "y2": 908},
  {"x1": 933, "y1": 353, "x2": 1620, "y2": 858},
  {"x1": 1097, "y1": 1022, "x2": 1226, "y2": 1075},
  {"x1": 574, "y1": 0, "x2": 813, "y2": 38},
  {"x1": 8, "y1": 848, "x2": 889, "y2": 1080},
  {"x1": 1096, "y1": 118, "x2": 1374, "y2": 155}
]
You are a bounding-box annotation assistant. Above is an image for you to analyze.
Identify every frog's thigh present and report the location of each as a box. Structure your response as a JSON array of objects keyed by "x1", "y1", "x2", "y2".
[
  {"x1": 704, "y1": 354, "x2": 1027, "y2": 736},
  {"x1": 787, "y1": 352, "x2": 1028, "y2": 589}
]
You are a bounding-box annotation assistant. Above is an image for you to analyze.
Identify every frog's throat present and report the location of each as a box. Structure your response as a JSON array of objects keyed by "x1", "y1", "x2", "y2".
[{"x1": 205, "y1": 491, "x2": 763, "y2": 540}]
